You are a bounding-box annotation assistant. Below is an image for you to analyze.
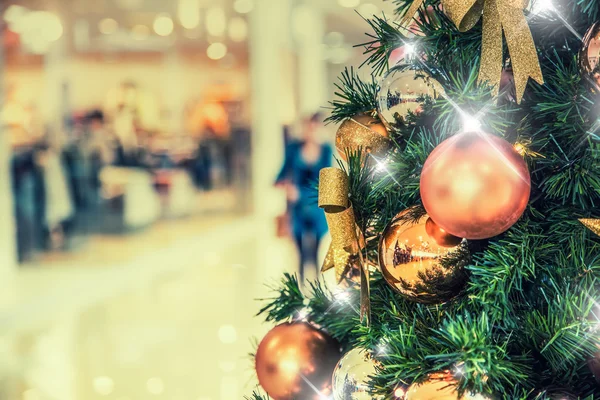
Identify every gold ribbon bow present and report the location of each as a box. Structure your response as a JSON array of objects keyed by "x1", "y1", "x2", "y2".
[
  {"x1": 318, "y1": 167, "x2": 370, "y2": 323},
  {"x1": 401, "y1": 0, "x2": 544, "y2": 103}
]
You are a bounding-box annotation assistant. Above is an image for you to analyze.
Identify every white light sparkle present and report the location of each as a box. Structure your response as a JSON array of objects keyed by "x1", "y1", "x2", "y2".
[
  {"x1": 462, "y1": 114, "x2": 482, "y2": 132},
  {"x1": 297, "y1": 308, "x2": 309, "y2": 320}
]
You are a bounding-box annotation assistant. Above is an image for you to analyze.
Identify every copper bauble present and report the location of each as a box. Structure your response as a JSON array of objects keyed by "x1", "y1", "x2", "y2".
[
  {"x1": 376, "y1": 65, "x2": 444, "y2": 132},
  {"x1": 332, "y1": 348, "x2": 381, "y2": 400},
  {"x1": 579, "y1": 21, "x2": 600, "y2": 93},
  {"x1": 404, "y1": 373, "x2": 489, "y2": 400},
  {"x1": 335, "y1": 114, "x2": 391, "y2": 161},
  {"x1": 255, "y1": 322, "x2": 341, "y2": 400},
  {"x1": 420, "y1": 131, "x2": 531, "y2": 240},
  {"x1": 378, "y1": 211, "x2": 469, "y2": 304}
]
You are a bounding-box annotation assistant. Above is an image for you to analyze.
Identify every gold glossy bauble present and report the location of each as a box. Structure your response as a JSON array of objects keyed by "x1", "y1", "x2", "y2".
[
  {"x1": 420, "y1": 131, "x2": 531, "y2": 240},
  {"x1": 579, "y1": 21, "x2": 600, "y2": 92},
  {"x1": 255, "y1": 322, "x2": 341, "y2": 400},
  {"x1": 335, "y1": 114, "x2": 391, "y2": 161},
  {"x1": 378, "y1": 211, "x2": 469, "y2": 304},
  {"x1": 376, "y1": 65, "x2": 444, "y2": 132},
  {"x1": 404, "y1": 373, "x2": 489, "y2": 400},
  {"x1": 332, "y1": 348, "x2": 381, "y2": 400}
]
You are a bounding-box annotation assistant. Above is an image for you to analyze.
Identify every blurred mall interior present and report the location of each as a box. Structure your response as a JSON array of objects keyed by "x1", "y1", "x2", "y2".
[{"x1": 0, "y1": 0, "x2": 395, "y2": 399}]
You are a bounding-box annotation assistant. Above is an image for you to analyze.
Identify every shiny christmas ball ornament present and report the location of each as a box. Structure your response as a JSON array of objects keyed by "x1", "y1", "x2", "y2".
[
  {"x1": 332, "y1": 347, "x2": 380, "y2": 400},
  {"x1": 579, "y1": 21, "x2": 600, "y2": 92},
  {"x1": 420, "y1": 131, "x2": 531, "y2": 240},
  {"x1": 378, "y1": 210, "x2": 469, "y2": 304},
  {"x1": 404, "y1": 373, "x2": 489, "y2": 400},
  {"x1": 255, "y1": 322, "x2": 341, "y2": 400},
  {"x1": 376, "y1": 65, "x2": 444, "y2": 132},
  {"x1": 335, "y1": 114, "x2": 392, "y2": 161}
]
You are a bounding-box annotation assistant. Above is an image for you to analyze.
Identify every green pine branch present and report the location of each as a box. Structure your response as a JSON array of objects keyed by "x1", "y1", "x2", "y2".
[{"x1": 325, "y1": 67, "x2": 379, "y2": 124}]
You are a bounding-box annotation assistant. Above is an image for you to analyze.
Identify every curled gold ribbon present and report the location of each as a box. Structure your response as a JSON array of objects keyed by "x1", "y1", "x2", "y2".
[
  {"x1": 319, "y1": 167, "x2": 371, "y2": 323},
  {"x1": 401, "y1": 0, "x2": 544, "y2": 103}
]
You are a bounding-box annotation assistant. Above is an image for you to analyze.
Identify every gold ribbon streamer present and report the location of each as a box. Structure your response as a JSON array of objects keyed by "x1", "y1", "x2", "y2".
[
  {"x1": 318, "y1": 167, "x2": 371, "y2": 323},
  {"x1": 400, "y1": 0, "x2": 544, "y2": 103}
]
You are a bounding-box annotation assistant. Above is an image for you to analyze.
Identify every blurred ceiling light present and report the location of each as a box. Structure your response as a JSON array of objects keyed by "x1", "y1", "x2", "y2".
[
  {"x1": 233, "y1": 0, "x2": 254, "y2": 14},
  {"x1": 146, "y1": 378, "x2": 165, "y2": 395},
  {"x1": 99, "y1": 18, "x2": 118, "y2": 35},
  {"x1": 93, "y1": 376, "x2": 115, "y2": 396},
  {"x1": 131, "y1": 24, "x2": 150, "y2": 40},
  {"x1": 3, "y1": 4, "x2": 28, "y2": 24},
  {"x1": 325, "y1": 31, "x2": 344, "y2": 47},
  {"x1": 178, "y1": 0, "x2": 200, "y2": 29},
  {"x1": 338, "y1": 0, "x2": 361, "y2": 7},
  {"x1": 205, "y1": 7, "x2": 226, "y2": 36},
  {"x1": 153, "y1": 14, "x2": 174, "y2": 36},
  {"x1": 358, "y1": 3, "x2": 379, "y2": 16},
  {"x1": 207, "y1": 42, "x2": 227, "y2": 60},
  {"x1": 228, "y1": 17, "x2": 248, "y2": 42}
]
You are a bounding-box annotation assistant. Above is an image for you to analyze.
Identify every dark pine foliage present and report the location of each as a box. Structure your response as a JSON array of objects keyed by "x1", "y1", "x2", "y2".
[{"x1": 252, "y1": 0, "x2": 600, "y2": 398}]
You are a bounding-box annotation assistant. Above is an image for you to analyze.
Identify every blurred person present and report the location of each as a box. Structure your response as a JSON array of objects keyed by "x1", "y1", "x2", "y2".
[
  {"x1": 81, "y1": 110, "x2": 114, "y2": 206},
  {"x1": 275, "y1": 113, "x2": 332, "y2": 282},
  {"x1": 113, "y1": 104, "x2": 139, "y2": 166},
  {"x1": 38, "y1": 143, "x2": 74, "y2": 250}
]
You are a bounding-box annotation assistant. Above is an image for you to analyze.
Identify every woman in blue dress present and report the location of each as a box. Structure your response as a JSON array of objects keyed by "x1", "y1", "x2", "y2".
[{"x1": 276, "y1": 114, "x2": 332, "y2": 282}]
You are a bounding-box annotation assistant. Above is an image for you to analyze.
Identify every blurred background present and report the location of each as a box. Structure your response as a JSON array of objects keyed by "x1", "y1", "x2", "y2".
[{"x1": 0, "y1": 0, "x2": 395, "y2": 399}]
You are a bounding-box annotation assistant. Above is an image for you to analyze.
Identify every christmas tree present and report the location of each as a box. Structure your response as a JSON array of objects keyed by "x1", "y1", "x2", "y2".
[{"x1": 250, "y1": 0, "x2": 600, "y2": 399}]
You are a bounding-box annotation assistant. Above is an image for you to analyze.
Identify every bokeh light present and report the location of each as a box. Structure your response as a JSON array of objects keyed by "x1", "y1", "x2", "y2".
[{"x1": 153, "y1": 14, "x2": 174, "y2": 36}]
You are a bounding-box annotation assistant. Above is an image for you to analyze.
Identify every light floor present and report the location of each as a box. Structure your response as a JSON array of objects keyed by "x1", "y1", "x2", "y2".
[{"x1": 0, "y1": 211, "x2": 330, "y2": 400}]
